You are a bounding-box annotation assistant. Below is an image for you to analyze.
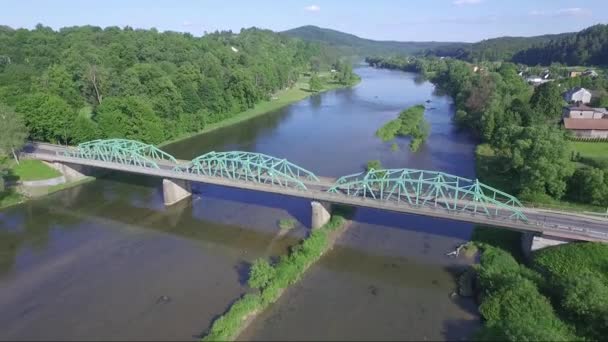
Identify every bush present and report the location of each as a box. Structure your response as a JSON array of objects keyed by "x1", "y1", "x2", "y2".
[
  {"x1": 366, "y1": 159, "x2": 382, "y2": 171},
  {"x1": 278, "y1": 218, "x2": 296, "y2": 230},
  {"x1": 248, "y1": 259, "x2": 276, "y2": 290}
]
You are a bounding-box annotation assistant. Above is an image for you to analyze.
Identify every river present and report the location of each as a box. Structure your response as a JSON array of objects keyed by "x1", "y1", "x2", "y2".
[{"x1": 0, "y1": 66, "x2": 479, "y2": 341}]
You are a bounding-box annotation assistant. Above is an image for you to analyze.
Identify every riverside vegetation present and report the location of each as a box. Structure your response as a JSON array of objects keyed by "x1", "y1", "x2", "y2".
[
  {"x1": 367, "y1": 56, "x2": 608, "y2": 341},
  {"x1": 203, "y1": 207, "x2": 350, "y2": 341},
  {"x1": 0, "y1": 24, "x2": 358, "y2": 204},
  {"x1": 375, "y1": 104, "x2": 429, "y2": 152}
]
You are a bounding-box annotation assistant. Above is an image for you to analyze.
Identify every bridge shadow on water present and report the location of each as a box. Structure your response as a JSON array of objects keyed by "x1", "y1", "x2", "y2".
[
  {"x1": 191, "y1": 183, "x2": 312, "y2": 229},
  {"x1": 96, "y1": 172, "x2": 476, "y2": 242}
]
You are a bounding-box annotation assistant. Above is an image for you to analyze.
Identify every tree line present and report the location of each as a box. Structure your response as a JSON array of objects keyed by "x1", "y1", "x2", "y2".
[{"x1": 0, "y1": 24, "x2": 336, "y2": 147}]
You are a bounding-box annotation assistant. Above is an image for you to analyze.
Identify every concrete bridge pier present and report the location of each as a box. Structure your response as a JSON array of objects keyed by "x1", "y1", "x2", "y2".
[
  {"x1": 43, "y1": 161, "x2": 89, "y2": 182},
  {"x1": 311, "y1": 201, "x2": 332, "y2": 229},
  {"x1": 163, "y1": 179, "x2": 192, "y2": 206},
  {"x1": 521, "y1": 232, "x2": 575, "y2": 259}
]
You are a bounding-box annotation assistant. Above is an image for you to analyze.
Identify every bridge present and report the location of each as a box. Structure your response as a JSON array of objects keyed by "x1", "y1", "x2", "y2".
[{"x1": 22, "y1": 139, "x2": 608, "y2": 251}]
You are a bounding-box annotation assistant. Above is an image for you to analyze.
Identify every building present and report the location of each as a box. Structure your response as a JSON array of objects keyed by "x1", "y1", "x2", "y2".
[
  {"x1": 563, "y1": 87, "x2": 592, "y2": 104},
  {"x1": 564, "y1": 104, "x2": 607, "y2": 119},
  {"x1": 563, "y1": 118, "x2": 608, "y2": 138},
  {"x1": 526, "y1": 76, "x2": 552, "y2": 86},
  {"x1": 583, "y1": 69, "x2": 598, "y2": 78},
  {"x1": 563, "y1": 104, "x2": 608, "y2": 138},
  {"x1": 569, "y1": 71, "x2": 582, "y2": 78}
]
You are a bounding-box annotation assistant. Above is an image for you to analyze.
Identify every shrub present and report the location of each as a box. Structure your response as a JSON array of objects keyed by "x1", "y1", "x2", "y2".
[{"x1": 248, "y1": 259, "x2": 276, "y2": 290}]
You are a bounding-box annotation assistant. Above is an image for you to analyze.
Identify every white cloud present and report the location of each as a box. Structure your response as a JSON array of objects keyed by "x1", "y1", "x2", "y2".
[
  {"x1": 304, "y1": 4, "x2": 320, "y2": 12},
  {"x1": 453, "y1": 0, "x2": 482, "y2": 6},
  {"x1": 182, "y1": 20, "x2": 193, "y2": 27},
  {"x1": 529, "y1": 7, "x2": 591, "y2": 17}
]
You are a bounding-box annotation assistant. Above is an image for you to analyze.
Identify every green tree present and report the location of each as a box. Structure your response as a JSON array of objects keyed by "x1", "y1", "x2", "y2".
[
  {"x1": 96, "y1": 96, "x2": 165, "y2": 144},
  {"x1": 16, "y1": 93, "x2": 75, "y2": 144},
  {"x1": 0, "y1": 104, "x2": 28, "y2": 163},
  {"x1": 309, "y1": 72, "x2": 322, "y2": 92},
  {"x1": 493, "y1": 126, "x2": 574, "y2": 199},
  {"x1": 529, "y1": 82, "x2": 564, "y2": 123},
  {"x1": 567, "y1": 168, "x2": 608, "y2": 206}
]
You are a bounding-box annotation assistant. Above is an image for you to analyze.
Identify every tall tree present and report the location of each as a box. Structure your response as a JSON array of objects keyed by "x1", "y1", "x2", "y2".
[
  {"x1": 309, "y1": 72, "x2": 322, "y2": 92},
  {"x1": 0, "y1": 103, "x2": 28, "y2": 163}
]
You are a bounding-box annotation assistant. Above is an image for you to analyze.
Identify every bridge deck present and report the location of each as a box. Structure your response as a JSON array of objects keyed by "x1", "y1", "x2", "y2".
[{"x1": 23, "y1": 143, "x2": 608, "y2": 242}]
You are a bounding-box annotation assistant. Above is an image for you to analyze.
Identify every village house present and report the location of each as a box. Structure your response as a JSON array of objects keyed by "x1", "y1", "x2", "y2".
[
  {"x1": 569, "y1": 70, "x2": 583, "y2": 78},
  {"x1": 563, "y1": 87, "x2": 592, "y2": 104},
  {"x1": 563, "y1": 104, "x2": 608, "y2": 138},
  {"x1": 583, "y1": 69, "x2": 598, "y2": 78}
]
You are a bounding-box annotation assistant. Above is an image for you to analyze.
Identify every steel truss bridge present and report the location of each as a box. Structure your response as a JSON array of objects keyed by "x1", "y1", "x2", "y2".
[{"x1": 24, "y1": 139, "x2": 608, "y2": 242}]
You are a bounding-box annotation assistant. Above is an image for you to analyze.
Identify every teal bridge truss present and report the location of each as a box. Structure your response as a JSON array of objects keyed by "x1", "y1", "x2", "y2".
[
  {"x1": 61, "y1": 139, "x2": 528, "y2": 222},
  {"x1": 328, "y1": 168, "x2": 527, "y2": 221},
  {"x1": 64, "y1": 139, "x2": 178, "y2": 169},
  {"x1": 173, "y1": 151, "x2": 320, "y2": 190}
]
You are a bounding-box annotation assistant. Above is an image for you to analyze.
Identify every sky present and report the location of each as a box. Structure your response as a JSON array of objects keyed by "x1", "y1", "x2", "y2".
[{"x1": 1, "y1": 0, "x2": 607, "y2": 42}]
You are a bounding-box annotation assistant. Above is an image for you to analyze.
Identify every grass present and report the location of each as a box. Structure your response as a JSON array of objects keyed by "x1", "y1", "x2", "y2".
[
  {"x1": 10, "y1": 160, "x2": 62, "y2": 181},
  {"x1": 160, "y1": 72, "x2": 360, "y2": 147},
  {"x1": 277, "y1": 218, "x2": 296, "y2": 230},
  {"x1": 202, "y1": 208, "x2": 349, "y2": 341},
  {"x1": 568, "y1": 141, "x2": 608, "y2": 168}
]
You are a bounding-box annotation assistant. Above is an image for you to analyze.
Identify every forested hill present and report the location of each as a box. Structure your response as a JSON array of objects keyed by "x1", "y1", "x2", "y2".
[
  {"x1": 512, "y1": 24, "x2": 608, "y2": 66},
  {"x1": 0, "y1": 25, "x2": 331, "y2": 145},
  {"x1": 427, "y1": 32, "x2": 572, "y2": 62},
  {"x1": 282, "y1": 25, "x2": 465, "y2": 57}
]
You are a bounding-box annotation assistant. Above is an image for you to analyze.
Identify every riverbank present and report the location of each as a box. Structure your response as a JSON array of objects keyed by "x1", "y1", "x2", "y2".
[
  {"x1": 0, "y1": 159, "x2": 95, "y2": 210},
  {"x1": 202, "y1": 207, "x2": 351, "y2": 341},
  {"x1": 466, "y1": 226, "x2": 608, "y2": 340},
  {"x1": 160, "y1": 73, "x2": 360, "y2": 148}
]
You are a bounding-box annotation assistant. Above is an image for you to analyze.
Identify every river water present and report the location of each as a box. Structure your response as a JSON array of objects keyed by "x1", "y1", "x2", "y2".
[{"x1": 0, "y1": 67, "x2": 479, "y2": 340}]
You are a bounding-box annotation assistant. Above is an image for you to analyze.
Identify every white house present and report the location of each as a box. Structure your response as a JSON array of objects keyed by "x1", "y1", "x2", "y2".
[{"x1": 563, "y1": 87, "x2": 592, "y2": 104}]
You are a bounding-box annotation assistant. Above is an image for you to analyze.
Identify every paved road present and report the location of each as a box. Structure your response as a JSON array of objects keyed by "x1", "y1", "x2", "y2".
[{"x1": 23, "y1": 143, "x2": 608, "y2": 242}]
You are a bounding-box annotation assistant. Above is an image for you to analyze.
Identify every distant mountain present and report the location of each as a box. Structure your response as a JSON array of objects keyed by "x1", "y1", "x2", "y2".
[
  {"x1": 281, "y1": 25, "x2": 466, "y2": 56},
  {"x1": 426, "y1": 33, "x2": 573, "y2": 62}
]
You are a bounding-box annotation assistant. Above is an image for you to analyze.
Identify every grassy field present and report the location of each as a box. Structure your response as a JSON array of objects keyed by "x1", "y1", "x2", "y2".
[
  {"x1": 10, "y1": 160, "x2": 62, "y2": 181},
  {"x1": 568, "y1": 141, "x2": 608, "y2": 165},
  {"x1": 0, "y1": 190, "x2": 24, "y2": 209},
  {"x1": 160, "y1": 72, "x2": 360, "y2": 147}
]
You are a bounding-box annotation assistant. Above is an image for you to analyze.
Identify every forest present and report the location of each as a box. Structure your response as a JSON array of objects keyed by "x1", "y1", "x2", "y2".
[
  {"x1": 425, "y1": 24, "x2": 608, "y2": 67},
  {"x1": 0, "y1": 24, "x2": 338, "y2": 146}
]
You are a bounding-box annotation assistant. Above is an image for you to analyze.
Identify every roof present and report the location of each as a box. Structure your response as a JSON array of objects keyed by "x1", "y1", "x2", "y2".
[
  {"x1": 567, "y1": 103, "x2": 600, "y2": 111},
  {"x1": 564, "y1": 118, "x2": 608, "y2": 130}
]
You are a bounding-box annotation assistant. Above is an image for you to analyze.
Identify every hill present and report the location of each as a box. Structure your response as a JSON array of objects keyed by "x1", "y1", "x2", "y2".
[
  {"x1": 512, "y1": 24, "x2": 608, "y2": 66},
  {"x1": 282, "y1": 25, "x2": 465, "y2": 56},
  {"x1": 426, "y1": 32, "x2": 573, "y2": 61}
]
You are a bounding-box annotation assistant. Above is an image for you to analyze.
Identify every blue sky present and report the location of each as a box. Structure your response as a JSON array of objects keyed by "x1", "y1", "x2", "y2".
[{"x1": 1, "y1": 0, "x2": 607, "y2": 42}]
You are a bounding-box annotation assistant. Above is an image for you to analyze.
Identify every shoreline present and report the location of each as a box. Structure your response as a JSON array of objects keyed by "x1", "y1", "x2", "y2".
[{"x1": 159, "y1": 75, "x2": 361, "y2": 148}]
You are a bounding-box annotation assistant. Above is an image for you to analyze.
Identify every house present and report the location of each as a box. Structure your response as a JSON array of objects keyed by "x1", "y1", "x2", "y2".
[
  {"x1": 563, "y1": 87, "x2": 592, "y2": 104},
  {"x1": 569, "y1": 71, "x2": 582, "y2": 78},
  {"x1": 583, "y1": 69, "x2": 598, "y2": 78},
  {"x1": 526, "y1": 76, "x2": 552, "y2": 86},
  {"x1": 563, "y1": 104, "x2": 607, "y2": 119},
  {"x1": 563, "y1": 118, "x2": 608, "y2": 138},
  {"x1": 563, "y1": 104, "x2": 608, "y2": 138}
]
